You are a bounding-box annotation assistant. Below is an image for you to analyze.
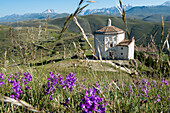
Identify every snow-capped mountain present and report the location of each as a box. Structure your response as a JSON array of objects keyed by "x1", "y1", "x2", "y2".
[
  {"x1": 161, "y1": 1, "x2": 170, "y2": 6},
  {"x1": 42, "y1": 9, "x2": 57, "y2": 13},
  {"x1": 79, "y1": 4, "x2": 133, "y2": 15}
]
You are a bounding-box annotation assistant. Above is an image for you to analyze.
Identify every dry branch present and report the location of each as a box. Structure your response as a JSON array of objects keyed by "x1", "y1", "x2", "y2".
[{"x1": 0, "y1": 95, "x2": 41, "y2": 112}]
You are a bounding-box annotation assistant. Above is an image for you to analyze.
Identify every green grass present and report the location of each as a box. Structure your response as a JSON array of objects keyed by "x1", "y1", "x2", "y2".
[
  {"x1": 0, "y1": 59, "x2": 169, "y2": 112},
  {"x1": 0, "y1": 25, "x2": 82, "y2": 64}
]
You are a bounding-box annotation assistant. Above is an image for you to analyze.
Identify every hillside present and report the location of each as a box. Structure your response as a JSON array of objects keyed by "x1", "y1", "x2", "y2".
[
  {"x1": 49, "y1": 15, "x2": 170, "y2": 46},
  {"x1": 142, "y1": 14, "x2": 168, "y2": 22},
  {"x1": 1, "y1": 15, "x2": 170, "y2": 47}
]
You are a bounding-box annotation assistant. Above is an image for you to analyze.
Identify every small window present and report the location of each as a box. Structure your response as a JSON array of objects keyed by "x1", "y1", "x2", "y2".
[
  {"x1": 110, "y1": 37, "x2": 112, "y2": 41},
  {"x1": 105, "y1": 37, "x2": 108, "y2": 42},
  {"x1": 114, "y1": 37, "x2": 116, "y2": 41},
  {"x1": 121, "y1": 47, "x2": 123, "y2": 50},
  {"x1": 110, "y1": 43, "x2": 113, "y2": 47},
  {"x1": 109, "y1": 52, "x2": 113, "y2": 57},
  {"x1": 121, "y1": 53, "x2": 123, "y2": 55}
]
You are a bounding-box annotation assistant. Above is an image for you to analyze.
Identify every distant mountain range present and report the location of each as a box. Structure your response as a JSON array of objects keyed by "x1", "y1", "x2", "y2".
[
  {"x1": 0, "y1": 1, "x2": 170, "y2": 22},
  {"x1": 80, "y1": 1, "x2": 170, "y2": 16},
  {"x1": 161, "y1": 1, "x2": 170, "y2": 6},
  {"x1": 0, "y1": 9, "x2": 69, "y2": 22},
  {"x1": 80, "y1": 1, "x2": 170, "y2": 22},
  {"x1": 79, "y1": 4, "x2": 133, "y2": 15}
]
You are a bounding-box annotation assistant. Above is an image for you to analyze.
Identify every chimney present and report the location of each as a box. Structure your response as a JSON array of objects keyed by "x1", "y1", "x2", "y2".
[
  {"x1": 107, "y1": 18, "x2": 111, "y2": 26},
  {"x1": 131, "y1": 37, "x2": 135, "y2": 42}
]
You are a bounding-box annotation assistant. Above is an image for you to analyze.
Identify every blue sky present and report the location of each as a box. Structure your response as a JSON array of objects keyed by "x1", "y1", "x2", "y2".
[{"x1": 0, "y1": 0, "x2": 168, "y2": 17}]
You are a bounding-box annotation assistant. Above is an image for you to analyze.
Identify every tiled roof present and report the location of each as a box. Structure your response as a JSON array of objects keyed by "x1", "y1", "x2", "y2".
[
  {"x1": 117, "y1": 39, "x2": 132, "y2": 46},
  {"x1": 95, "y1": 26, "x2": 124, "y2": 34}
]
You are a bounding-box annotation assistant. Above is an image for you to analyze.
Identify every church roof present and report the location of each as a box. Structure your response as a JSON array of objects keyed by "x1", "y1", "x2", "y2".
[
  {"x1": 94, "y1": 18, "x2": 124, "y2": 34},
  {"x1": 95, "y1": 26, "x2": 124, "y2": 34},
  {"x1": 117, "y1": 39, "x2": 132, "y2": 46}
]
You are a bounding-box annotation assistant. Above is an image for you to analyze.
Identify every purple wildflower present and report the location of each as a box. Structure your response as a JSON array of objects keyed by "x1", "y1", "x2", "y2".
[
  {"x1": 141, "y1": 88, "x2": 148, "y2": 97},
  {"x1": 8, "y1": 75, "x2": 22, "y2": 100},
  {"x1": 14, "y1": 72, "x2": 21, "y2": 79},
  {"x1": 80, "y1": 88, "x2": 106, "y2": 113},
  {"x1": 10, "y1": 95, "x2": 15, "y2": 98},
  {"x1": 142, "y1": 79, "x2": 147, "y2": 85},
  {"x1": 49, "y1": 95, "x2": 53, "y2": 100},
  {"x1": 162, "y1": 78, "x2": 167, "y2": 86},
  {"x1": 63, "y1": 72, "x2": 77, "y2": 92},
  {"x1": 136, "y1": 80, "x2": 141, "y2": 88},
  {"x1": 129, "y1": 85, "x2": 133, "y2": 95},
  {"x1": 0, "y1": 73, "x2": 5, "y2": 86},
  {"x1": 152, "y1": 80, "x2": 157, "y2": 85},
  {"x1": 8, "y1": 75, "x2": 13, "y2": 83},
  {"x1": 43, "y1": 72, "x2": 64, "y2": 100},
  {"x1": 156, "y1": 94, "x2": 161, "y2": 102},
  {"x1": 22, "y1": 72, "x2": 32, "y2": 89},
  {"x1": 122, "y1": 82, "x2": 126, "y2": 87},
  {"x1": 148, "y1": 81, "x2": 150, "y2": 86},
  {"x1": 25, "y1": 86, "x2": 31, "y2": 90},
  {"x1": 93, "y1": 82, "x2": 101, "y2": 94},
  {"x1": 141, "y1": 93, "x2": 144, "y2": 96}
]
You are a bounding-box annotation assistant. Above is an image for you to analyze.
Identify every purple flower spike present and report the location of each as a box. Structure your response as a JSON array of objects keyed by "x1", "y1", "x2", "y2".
[
  {"x1": 93, "y1": 83, "x2": 101, "y2": 94},
  {"x1": 142, "y1": 79, "x2": 147, "y2": 85},
  {"x1": 63, "y1": 72, "x2": 77, "y2": 92},
  {"x1": 152, "y1": 80, "x2": 157, "y2": 85},
  {"x1": 44, "y1": 72, "x2": 77, "y2": 101},
  {"x1": 156, "y1": 94, "x2": 161, "y2": 102},
  {"x1": 148, "y1": 81, "x2": 150, "y2": 86},
  {"x1": 0, "y1": 74, "x2": 4, "y2": 80},
  {"x1": 129, "y1": 85, "x2": 133, "y2": 96},
  {"x1": 49, "y1": 95, "x2": 53, "y2": 100},
  {"x1": 10, "y1": 95, "x2": 15, "y2": 98},
  {"x1": 25, "y1": 86, "x2": 31, "y2": 90},
  {"x1": 0, "y1": 73, "x2": 5, "y2": 86},
  {"x1": 22, "y1": 72, "x2": 32, "y2": 89},
  {"x1": 80, "y1": 87, "x2": 106, "y2": 113},
  {"x1": 43, "y1": 72, "x2": 64, "y2": 100},
  {"x1": 8, "y1": 75, "x2": 22, "y2": 100},
  {"x1": 162, "y1": 79, "x2": 167, "y2": 86}
]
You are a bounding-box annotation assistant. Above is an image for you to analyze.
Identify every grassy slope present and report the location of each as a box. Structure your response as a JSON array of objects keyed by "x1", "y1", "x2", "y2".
[
  {"x1": 0, "y1": 24, "x2": 82, "y2": 64},
  {"x1": 0, "y1": 15, "x2": 170, "y2": 53},
  {"x1": 0, "y1": 25, "x2": 11, "y2": 52},
  {"x1": 1, "y1": 15, "x2": 170, "y2": 46}
]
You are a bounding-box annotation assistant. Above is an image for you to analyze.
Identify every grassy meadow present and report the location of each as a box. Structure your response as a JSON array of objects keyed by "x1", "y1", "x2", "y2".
[{"x1": 0, "y1": 0, "x2": 170, "y2": 113}]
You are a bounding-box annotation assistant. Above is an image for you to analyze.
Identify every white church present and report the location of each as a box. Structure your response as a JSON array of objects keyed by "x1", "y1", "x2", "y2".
[{"x1": 94, "y1": 19, "x2": 135, "y2": 60}]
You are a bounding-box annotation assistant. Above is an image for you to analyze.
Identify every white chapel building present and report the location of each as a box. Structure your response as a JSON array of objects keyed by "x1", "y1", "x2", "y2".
[{"x1": 94, "y1": 18, "x2": 135, "y2": 60}]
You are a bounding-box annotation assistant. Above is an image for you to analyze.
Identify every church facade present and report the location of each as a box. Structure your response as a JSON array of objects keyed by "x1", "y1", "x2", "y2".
[{"x1": 94, "y1": 19, "x2": 135, "y2": 60}]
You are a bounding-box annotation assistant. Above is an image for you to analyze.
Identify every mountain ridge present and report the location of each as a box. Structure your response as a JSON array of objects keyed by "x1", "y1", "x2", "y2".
[
  {"x1": 79, "y1": 4, "x2": 133, "y2": 15},
  {"x1": 161, "y1": 1, "x2": 170, "y2": 6},
  {"x1": 42, "y1": 9, "x2": 57, "y2": 13},
  {"x1": 0, "y1": 12, "x2": 69, "y2": 22},
  {"x1": 1, "y1": 1, "x2": 170, "y2": 22}
]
